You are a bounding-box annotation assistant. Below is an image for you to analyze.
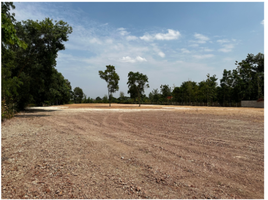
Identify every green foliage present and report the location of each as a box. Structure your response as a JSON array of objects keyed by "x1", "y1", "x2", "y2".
[
  {"x1": 99, "y1": 65, "x2": 120, "y2": 107},
  {"x1": 73, "y1": 87, "x2": 84, "y2": 103},
  {"x1": 160, "y1": 84, "x2": 172, "y2": 100},
  {"x1": 127, "y1": 71, "x2": 149, "y2": 107},
  {"x1": 1, "y1": 3, "x2": 73, "y2": 119},
  {"x1": 102, "y1": 95, "x2": 108, "y2": 103},
  {"x1": 1, "y1": 2, "x2": 27, "y2": 48}
]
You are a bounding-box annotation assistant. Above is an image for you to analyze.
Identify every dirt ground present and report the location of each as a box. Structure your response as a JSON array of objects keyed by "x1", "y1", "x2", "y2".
[{"x1": 1, "y1": 103, "x2": 264, "y2": 199}]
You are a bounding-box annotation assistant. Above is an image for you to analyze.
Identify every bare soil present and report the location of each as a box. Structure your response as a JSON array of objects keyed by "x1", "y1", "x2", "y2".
[{"x1": 1, "y1": 104, "x2": 264, "y2": 199}]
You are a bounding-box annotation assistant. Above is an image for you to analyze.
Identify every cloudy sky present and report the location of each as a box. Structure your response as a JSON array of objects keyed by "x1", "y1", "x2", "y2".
[{"x1": 13, "y1": 2, "x2": 264, "y2": 99}]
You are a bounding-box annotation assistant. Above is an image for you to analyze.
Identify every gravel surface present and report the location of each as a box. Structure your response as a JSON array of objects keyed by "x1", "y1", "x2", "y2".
[{"x1": 1, "y1": 104, "x2": 264, "y2": 199}]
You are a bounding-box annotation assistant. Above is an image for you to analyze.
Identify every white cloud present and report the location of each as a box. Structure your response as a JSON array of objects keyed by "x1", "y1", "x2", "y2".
[
  {"x1": 106, "y1": 39, "x2": 113, "y2": 44},
  {"x1": 155, "y1": 29, "x2": 181, "y2": 40},
  {"x1": 216, "y1": 38, "x2": 236, "y2": 53},
  {"x1": 193, "y1": 54, "x2": 214, "y2": 59},
  {"x1": 194, "y1": 33, "x2": 210, "y2": 44},
  {"x1": 126, "y1": 35, "x2": 138, "y2": 41},
  {"x1": 261, "y1": 20, "x2": 264, "y2": 25},
  {"x1": 217, "y1": 39, "x2": 230, "y2": 44},
  {"x1": 158, "y1": 52, "x2": 165, "y2": 58},
  {"x1": 136, "y1": 56, "x2": 147, "y2": 62},
  {"x1": 140, "y1": 29, "x2": 181, "y2": 41},
  {"x1": 121, "y1": 56, "x2": 147, "y2": 63},
  {"x1": 189, "y1": 43, "x2": 199, "y2": 47},
  {"x1": 151, "y1": 44, "x2": 166, "y2": 58},
  {"x1": 89, "y1": 38, "x2": 102, "y2": 44},
  {"x1": 218, "y1": 44, "x2": 234, "y2": 52},
  {"x1": 121, "y1": 56, "x2": 136, "y2": 63},
  {"x1": 202, "y1": 48, "x2": 213, "y2": 52},
  {"x1": 140, "y1": 34, "x2": 154, "y2": 41},
  {"x1": 117, "y1": 28, "x2": 139, "y2": 41},
  {"x1": 117, "y1": 27, "x2": 129, "y2": 36},
  {"x1": 181, "y1": 48, "x2": 191, "y2": 54}
]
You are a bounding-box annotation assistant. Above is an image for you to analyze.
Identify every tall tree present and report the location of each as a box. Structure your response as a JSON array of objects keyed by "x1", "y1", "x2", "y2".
[
  {"x1": 127, "y1": 71, "x2": 149, "y2": 107},
  {"x1": 119, "y1": 91, "x2": 125, "y2": 102},
  {"x1": 206, "y1": 74, "x2": 218, "y2": 105},
  {"x1": 160, "y1": 84, "x2": 172, "y2": 102},
  {"x1": 99, "y1": 65, "x2": 120, "y2": 107},
  {"x1": 235, "y1": 53, "x2": 264, "y2": 100},
  {"x1": 149, "y1": 88, "x2": 160, "y2": 103},
  {"x1": 2, "y1": 2, "x2": 27, "y2": 118},
  {"x1": 73, "y1": 87, "x2": 84, "y2": 103},
  {"x1": 10, "y1": 17, "x2": 72, "y2": 109}
]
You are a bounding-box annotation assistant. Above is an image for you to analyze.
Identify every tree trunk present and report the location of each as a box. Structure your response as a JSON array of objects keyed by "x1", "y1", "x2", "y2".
[
  {"x1": 108, "y1": 90, "x2": 111, "y2": 107},
  {"x1": 138, "y1": 89, "x2": 141, "y2": 107}
]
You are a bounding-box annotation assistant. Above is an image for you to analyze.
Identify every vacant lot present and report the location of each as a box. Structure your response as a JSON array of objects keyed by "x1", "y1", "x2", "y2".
[{"x1": 1, "y1": 104, "x2": 264, "y2": 199}]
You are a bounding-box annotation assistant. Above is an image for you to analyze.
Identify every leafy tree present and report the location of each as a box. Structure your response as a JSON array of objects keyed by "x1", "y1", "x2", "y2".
[
  {"x1": 103, "y1": 95, "x2": 108, "y2": 103},
  {"x1": 96, "y1": 96, "x2": 102, "y2": 102},
  {"x1": 1, "y1": 3, "x2": 73, "y2": 119},
  {"x1": 127, "y1": 71, "x2": 149, "y2": 107},
  {"x1": 99, "y1": 65, "x2": 120, "y2": 107},
  {"x1": 73, "y1": 87, "x2": 84, "y2": 103},
  {"x1": 15, "y1": 18, "x2": 72, "y2": 107},
  {"x1": 6, "y1": 17, "x2": 72, "y2": 109},
  {"x1": 47, "y1": 68, "x2": 72, "y2": 105},
  {"x1": 160, "y1": 84, "x2": 172, "y2": 101},
  {"x1": 127, "y1": 85, "x2": 138, "y2": 102},
  {"x1": 2, "y1": 2, "x2": 27, "y2": 118},
  {"x1": 119, "y1": 91, "x2": 125, "y2": 102},
  {"x1": 235, "y1": 53, "x2": 264, "y2": 100},
  {"x1": 149, "y1": 88, "x2": 160, "y2": 103},
  {"x1": 205, "y1": 74, "x2": 218, "y2": 105},
  {"x1": 1, "y1": 2, "x2": 27, "y2": 48},
  {"x1": 220, "y1": 69, "x2": 233, "y2": 104},
  {"x1": 172, "y1": 87, "x2": 182, "y2": 102},
  {"x1": 82, "y1": 94, "x2": 87, "y2": 103}
]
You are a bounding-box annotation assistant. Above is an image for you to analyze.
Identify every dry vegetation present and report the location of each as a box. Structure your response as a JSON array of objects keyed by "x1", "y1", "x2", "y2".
[{"x1": 1, "y1": 104, "x2": 264, "y2": 199}]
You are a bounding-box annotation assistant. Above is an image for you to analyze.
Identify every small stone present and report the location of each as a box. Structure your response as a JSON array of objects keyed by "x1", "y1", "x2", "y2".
[
  {"x1": 136, "y1": 186, "x2": 141, "y2": 191},
  {"x1": 121, "y1": 157, "x2": 124, "y2": 159}
]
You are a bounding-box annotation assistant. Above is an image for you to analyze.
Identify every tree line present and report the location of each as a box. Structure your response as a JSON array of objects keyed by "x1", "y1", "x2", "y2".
[
  {"x1": 95, "y1": 53, "x2": 264, "y2": 107},
  {"x1": 2, "y1": 2, "x2": 73, "y2": 119},
  {"x1": 155, "y1": 53, "x2": 264, "y2": 106}
]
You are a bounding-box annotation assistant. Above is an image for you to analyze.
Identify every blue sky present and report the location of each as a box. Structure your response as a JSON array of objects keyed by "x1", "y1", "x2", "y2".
[{"x1": 13, "y1": 2, "x2": 264, "y2": 99}]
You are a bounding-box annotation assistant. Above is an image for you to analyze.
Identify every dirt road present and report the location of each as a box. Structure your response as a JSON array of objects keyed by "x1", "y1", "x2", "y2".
[{"x1": 1, "y1": 104, "x2": 264, "y2": 198}]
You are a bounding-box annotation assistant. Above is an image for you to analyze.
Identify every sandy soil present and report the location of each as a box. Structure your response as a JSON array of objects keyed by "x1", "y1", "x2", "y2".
[{"x1": 1, "y1": 104, "x2": 264, "y2": 199}]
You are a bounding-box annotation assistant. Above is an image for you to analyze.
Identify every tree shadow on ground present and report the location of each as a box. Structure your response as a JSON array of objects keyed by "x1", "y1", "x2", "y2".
[
  {"x1": 14, "y1": 108, "x2": 61, "y2": 118},
  {"x1": 14, "y1": 114, "x2": 51, "y2": 118},
  {"x1": 23, "y1": 109, "x2": 60, "y2": 113}
]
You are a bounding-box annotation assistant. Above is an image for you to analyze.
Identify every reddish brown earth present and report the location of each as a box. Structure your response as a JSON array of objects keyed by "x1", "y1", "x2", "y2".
[{"x1": 1, "y1": 104, "x2": 264, "y2": 199}]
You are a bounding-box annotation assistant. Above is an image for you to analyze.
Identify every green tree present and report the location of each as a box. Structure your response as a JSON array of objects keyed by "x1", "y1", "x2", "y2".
[
  {"x1": 127, "y1": 71, "x2": 149, "y2": 107},
  {"x1": 99, "y1": 65, "x2": 120, "y2": 107},
  {"x1": 235, "y1": 53, "x2": 264, "y2": 100},
  {"x1": 160, "y1": 84, "x2": 172, "y2": 102},
  {"x1": 11, "y1": 17, "x2": 72, "y2": 109},
  {"x1": 73, "y1": 87, "x2": 84, "y2": 103},
  {"x1": 119, "y1": 91, "x2": 125, "y2": 102},
  {"x1": 103, "y1": 95, "x2": 108, "y2": 103},
  {"x1": 47, "y1": 68, "x2": 72, "y2": 105},
  {"x1": 205, "y1": 74, "x2": 218, "y2": 105},
  {"x1": 172, "y1": 87, "x2": 182, "y2": 103},
  {"x1": 1, "y1": 2, "x2": 27, "y2": 118},
  {"x1": 149, "y1": 88, "x2": 160, "y2": 103},
  {"x1": 96, "y1": 96, "x2": 102, "y2": 102}
]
